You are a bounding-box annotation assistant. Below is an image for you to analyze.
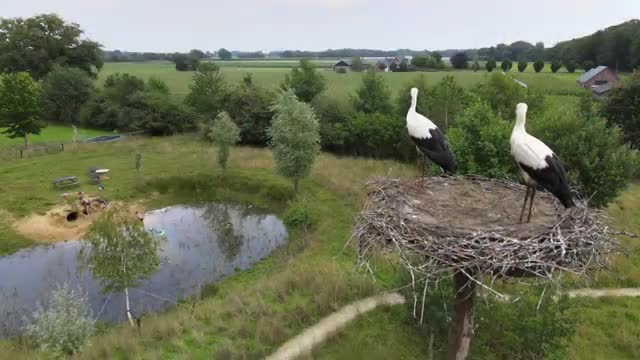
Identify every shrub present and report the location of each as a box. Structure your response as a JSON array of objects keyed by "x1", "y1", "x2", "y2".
[
  {"x1": 208, "y1": 112, "x2": 241, "y2": 169},
  {"x1": 40, "y1": 65, "x2": 94, "y2": 124},
  {"x1": 447, "y1": 100, "x2": 514, "y2": 178},
  {"x1": 25, "y1": 285, "x2": 95, "y2": 355},
  {"x1": 501, "y1": 59, "x2": 513, "y2": 72},
  {"x1": 352, "y1": 70, "x2": 393, "y2": 114},
  {"x1": 471, "y1": 60, "x2": 480, "y2": 72},
  {"x1": 486, "y1": 60, "x2": 497, "y2": 72},
  {"x1": 346, "y1": 112, "x2": 408, "y2": 158},
  {"x1": 225, "y1": 75, "x2": 275, "y2": 146},
  {"x1": 551, "y1": 61, "x2": 562, "y2": 73},
  {"x1": 517, "y1": 60, "x2": 528, "y2": 72},
  {"x1": 533, "y1": 59, "x2": 545, "y2": 72},
  {"x1": 335, "y1": 67, "x2": 347, "y2": 74},
  {"x1": 530, "y1": 106, "x2": 636, "y2": 206},
  {"x1": 268, "y1": 90, "x2": 321, "y2": 193},
  {"x1": 450, "y1": 52, "x2": 469, "y2": 69},
  {"x1": 312, "y1": 95, "x2": 351, "y2": 152},
  {"x1": 281, "y1": 59, "x2": 326, "y2": 102},
  {"x1": 565, "y1": 61, "x2": 577, "y2": 73},
  {"x1": 602, "y1": 71, "x2": 640, "y2": 148},
  {"x1": 147, "y1": 77, "x2": 170, "y2": 95},
  {"x1": 283, "y1": 198, "x2": 314, "y2": 227},
  {"x1": 472, "y1": 72, "x2": 526, "y2": 117}
]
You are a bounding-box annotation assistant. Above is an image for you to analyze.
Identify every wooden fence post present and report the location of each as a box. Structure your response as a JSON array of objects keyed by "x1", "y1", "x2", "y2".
[
  {"x1": 19, "y1": 149, "x2": 23, "y2": 159},
  {"x1": 446, "y1": 271, "x2": 476, "y2": 360},
  {"x1": 61, "y1": 143, "x2": 64, "y2": 151}
]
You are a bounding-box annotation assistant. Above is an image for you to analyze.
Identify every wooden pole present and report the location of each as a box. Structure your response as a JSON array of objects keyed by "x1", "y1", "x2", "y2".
[{"x1": 446, "y1": 271, "x2": 476, "y2": 360}]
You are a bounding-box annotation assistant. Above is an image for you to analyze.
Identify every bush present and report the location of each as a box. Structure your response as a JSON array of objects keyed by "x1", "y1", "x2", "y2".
[
  {"x1": 312, "y1": 95, "x2": 351, "y2": 152},
  {"x1": 335, "y1": 67, "x2": 347, "y2": 74},
  {"x1": 283, "y1": 198, "x2": 314, "y2": 227},
  {"x1": 565, "y1": 61, "x2": 577, "y2": 73},
  {"x1": 41, "y1": 65, "x2": 94, "y2": 124},
  {"x1": 501, "y1": 59, "x2": 513, "y2": 72},
  {"x1": 533, "y1": 59, "x2": 545, "y2": 73},
  {"x1": 225, "y1": 75, "x2": 275, "y2": 146},
  {"x1": 25, "y1": 285, "x2": 95, "y2": 355},
  {"x1": 471, "y1": 60, "x2": 480, "y2": 72},
  {"x1": 517, "y1": 60, "x2": 528, "y2": 72},
  {"x1": 530, "y1": 106, "x2": 636, "y2": 206},
  {"x1": 602, "y1": 71, "x2": 640, "y2": 148},
  {"x1": 447, "y1": 100, "x2": 515, "y2": 178},
  {"x1": 472, "y1": 72, "x2": 526, "y2": 117},
  {"x1": 551, "y1": 61, "x2": 562, "y2": 73},
  {"x1": 352, "y1": 70, "x2": 393, "y2": 114},
  {"x1": 80, "y1": 75, "x2": 198, "y2": 135},
  {"x1": 450, "y1": 52, "x2": 469, "y2": 69},
  {"x1": 208, "y1": 112, "x2": 241, "y2": 169},
  {"x1": 486, "y1": 60, "x2": 497, "y2": 72},
  {"x1": 346, "y1": 112, "x2": 409, "y2": 158}
]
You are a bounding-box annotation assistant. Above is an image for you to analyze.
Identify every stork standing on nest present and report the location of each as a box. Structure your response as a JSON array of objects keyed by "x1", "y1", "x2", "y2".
[
  {"x1": 406, "y1": 88, "x2": 456, "y2": 186},
  {"x1": 510, "y1": 103, "x2": 574, "y2": 223}
]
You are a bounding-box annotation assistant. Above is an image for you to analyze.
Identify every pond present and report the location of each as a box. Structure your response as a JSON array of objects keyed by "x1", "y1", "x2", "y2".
[{"x1": 0, "y1": 203, "x2": 287, "y2": 336}]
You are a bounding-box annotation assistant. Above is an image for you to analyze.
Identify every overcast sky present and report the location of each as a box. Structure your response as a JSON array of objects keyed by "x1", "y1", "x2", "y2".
[{"x1": 4, "y1": 0, "x2": 640, "y2": 52}]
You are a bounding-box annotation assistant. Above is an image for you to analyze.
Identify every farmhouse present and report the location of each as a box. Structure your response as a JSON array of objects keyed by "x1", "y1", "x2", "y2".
[
  {"x1": 332, "y1": 56, "x2": 401, "y2": 72},
  {"x1": 577, "y1": 66, "x2": 620, "y2": 97}
]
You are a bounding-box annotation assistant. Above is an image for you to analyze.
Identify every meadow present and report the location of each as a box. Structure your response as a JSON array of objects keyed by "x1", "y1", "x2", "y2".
[
  {"x1": 98, "y1": 61, "x2": 589, "y2": 100},
  {"x1": 0, "y1": 136, "x2": 638, "y2": 359},
  {"x1": 0, "y1": 125, "x2": 106, "y2": 148}
]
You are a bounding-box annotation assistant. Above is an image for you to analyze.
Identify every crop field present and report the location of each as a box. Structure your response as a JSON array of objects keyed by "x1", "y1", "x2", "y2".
[{"x1": 99, "y1": 61, "x2": 588, "y2": 100}]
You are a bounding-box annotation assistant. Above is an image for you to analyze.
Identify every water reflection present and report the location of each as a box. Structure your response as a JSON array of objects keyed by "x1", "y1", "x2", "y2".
[{"x1": 0, "y1": 203, "x2": 287, "y2": 336}]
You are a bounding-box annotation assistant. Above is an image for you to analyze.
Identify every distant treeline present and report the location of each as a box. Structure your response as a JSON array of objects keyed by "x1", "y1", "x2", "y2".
[{"x1": 278, "y1": 49, "x2": 426, "y2": 58}]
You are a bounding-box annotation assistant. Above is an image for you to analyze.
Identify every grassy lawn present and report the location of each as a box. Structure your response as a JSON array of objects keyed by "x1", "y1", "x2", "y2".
[
  {"x1": 99, "y1": 61, "x2": 587, "y2": 100},
  {"x1": 0, "y1": 136, "x2": 638, "y2": 359},
  {"x1": 0, "y1": 125, "x2": 106, "y2": 148}
]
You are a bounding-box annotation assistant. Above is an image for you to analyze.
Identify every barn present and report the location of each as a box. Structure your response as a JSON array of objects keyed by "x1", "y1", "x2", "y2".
[{"x1": 577, "y1": 66, "x2": 620, "y2": 97}]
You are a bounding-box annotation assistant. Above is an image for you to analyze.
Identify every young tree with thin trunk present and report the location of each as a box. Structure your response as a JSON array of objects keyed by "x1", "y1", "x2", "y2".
[
  {"x1": 208, "y1": 111, "x2": 241, "y2": 169},
  {"x1": 268, "y1": 90, "x2": 321, "y2": 194},
  {"x1": 0, "y1": 72, "x2": 45, "y2": 147},
  {"x1": 79, "y1": 205, "x2": 162, "y2": 327}
]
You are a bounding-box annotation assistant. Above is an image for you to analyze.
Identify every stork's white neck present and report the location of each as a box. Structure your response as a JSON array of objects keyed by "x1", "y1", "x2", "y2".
[
  {"x1": 410, "y1": 95, "x2": 417, "y2": 111},
  {"x1": 513, "y1": 110, "x2": 527, "y2": 134}
]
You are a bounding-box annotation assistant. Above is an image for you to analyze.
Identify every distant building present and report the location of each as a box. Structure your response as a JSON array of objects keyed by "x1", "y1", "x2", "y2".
[
  {"x1": 333, "y1": 59, "x2": 353, "y2": 72},
  {"x1": 333, "y1": 56, "x2": 400, "y2": 72},
  {"x1": 577, "y1": 66, "x2": 620, "y2": 97}
]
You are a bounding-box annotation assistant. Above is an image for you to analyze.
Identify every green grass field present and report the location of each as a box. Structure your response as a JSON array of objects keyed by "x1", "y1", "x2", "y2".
[
  {"x1": 99, "y1": 61, "x2": 589, "y2": 100},
  {"x1": 0, "y1": 137, "x2": 638, "y2": 359},
  {"x1": 0, "y1": 125, "x2": 106, "y2": 148}
]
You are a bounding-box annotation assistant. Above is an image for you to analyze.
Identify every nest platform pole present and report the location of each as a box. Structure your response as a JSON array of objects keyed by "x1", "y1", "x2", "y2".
[{"x1": 447, "y1": 271, "x2": 476, "y2": 360}]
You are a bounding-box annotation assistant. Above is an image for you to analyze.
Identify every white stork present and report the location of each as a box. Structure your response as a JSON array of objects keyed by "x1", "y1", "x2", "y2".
[
  {"x1": 510, "y1": 103, "x2": 574, "y2": 223},
  {"x1": 406, "y1": 88, "x2": 456, "y2": 186}
]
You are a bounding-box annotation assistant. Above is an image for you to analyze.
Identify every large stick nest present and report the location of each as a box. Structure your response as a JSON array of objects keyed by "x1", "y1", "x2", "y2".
[{"x1": 351, "y1": 177, "x2": 619, "y2": 284}]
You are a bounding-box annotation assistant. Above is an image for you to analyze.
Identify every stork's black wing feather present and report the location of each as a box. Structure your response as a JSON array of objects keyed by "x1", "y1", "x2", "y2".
[
  {"x1": 410, "y1": 128, "x2": 456, "y2": 173},
  {"x1": 519, "y1": 154, "x2": 574, "y2": 208}
]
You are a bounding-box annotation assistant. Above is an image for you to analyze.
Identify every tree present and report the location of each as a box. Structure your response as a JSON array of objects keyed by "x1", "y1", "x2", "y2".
[
  {"x1": 147, "y1": 77, "x2": 170, "y2": 96},
  {"x1": 352, "y1": 70, "x2": 393, "y2": 114},
  {"x1": 268, "y1": 90, "x2": 321, "y2": 193},
  {"x1": 431, "y1": 51, "x2": 443, "y2": 63},
  {"x1": 78, "y1": 205, "x2": 162, "y2": 327},
  {"x1": 533, "y1": 59, "x2": 545, "y2": 73},
  {"x1": 351, "y1": 57, "x2": 365, "y2": 72},
  {"x1": 185, "y1": 62, "x2": 228, "y2": 116},
  {"x1": 450, "y1": 52, "x2": 469, "y2": 69},
  {"x1": 189, "y1": 49, "x2": 206, "y2": 59},
  {"x1": 486, "y1": 60, "x2": 497, "y2": 72},
  {"x1": 225, "y1": 74, "x2": 275, "y2": 145},
  {"x1": 218, "y1": 48, "x2": 232, "y2": 60},
  {"x1": 281, "y1": 59, "x2": 327, "y2": 102},
  {"x1": 582, "y1": 60, "x2": 595, "y2": 71},
  {"x1": 565, "y1": 60, "x2": 577, "y2": 73},
  {"x1": 0, "y1": 14, "x2": 103, "y2": 79},
  {"x1": 208, "y1": 112, "x2": 241, "y2": 169},
  {"x1": 602, "y1": 71, "x2": 640, "y2": 148},
  {"x1": 172, "y1": 54, "x2": 190, "y2": 71},
  {"x1": 398, "y1": 60, "x2": 409, "y2": 72},
  {"x1": 551, "y1": 61, "x2": 562, "y2": 73},
  {"x1": 0, "y1": 72, "x2": 44, "y2": 146},
  {"x1": 431, "y1": 76, "x2": 467, "y2": 130},
  {"x1": 41, "y1": 66, "x2": 94, "y2": 124},
  {"x1": 471, "y1": 61, "x2": 480, "y2": 72},
  {"x1": 501, "y1": 59, "x2": 513, "y2": 72},
  {"x1": 517, "y1": 60, "x2": 528, "y2": 72}
]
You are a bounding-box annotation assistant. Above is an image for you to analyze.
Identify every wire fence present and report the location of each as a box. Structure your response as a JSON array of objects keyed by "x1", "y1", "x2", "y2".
[{"x1": 0, "y1": 142, "x2": 67, "y2": 161}]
